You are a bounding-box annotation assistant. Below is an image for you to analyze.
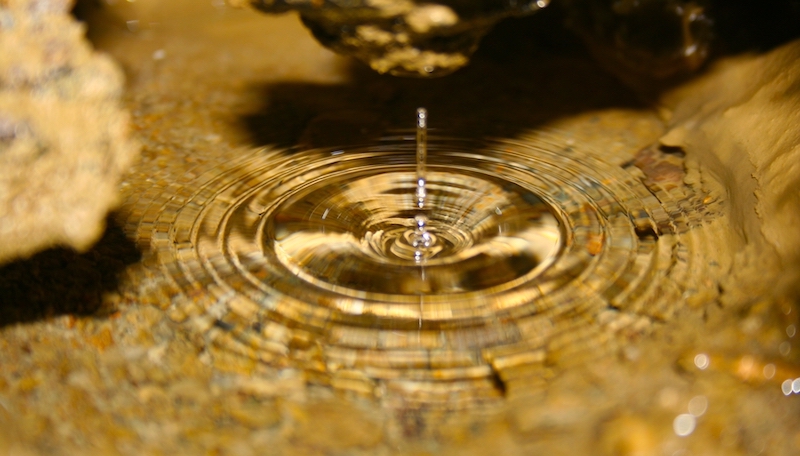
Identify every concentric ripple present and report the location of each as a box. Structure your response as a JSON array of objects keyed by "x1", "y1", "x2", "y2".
[
  {"x1": 270, "y1": 167, "x2": 561, "y2": 296},
  {"x1": 122, "y1": 132, "x2": 721, "y2": 406}
]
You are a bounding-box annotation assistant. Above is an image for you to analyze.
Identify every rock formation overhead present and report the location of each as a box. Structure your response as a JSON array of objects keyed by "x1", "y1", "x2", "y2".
[
  {"x1": 232, "y1": 0, "x2": 552, "y2": 76},
  {"x1": 235, "y1": 0, "x2": 800, "y2": 78}
]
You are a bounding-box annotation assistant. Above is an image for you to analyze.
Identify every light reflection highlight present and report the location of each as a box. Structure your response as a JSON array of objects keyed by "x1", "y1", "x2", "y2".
[
  {"x1": 693, "y1": 353, "x2": 710, "y2": 370},
  {"x1": 673, "y1": 413, "x2": 696, "y2": 437},
  {"x1": 780, "y1": 377, "x2": 800, "y2": 396}
]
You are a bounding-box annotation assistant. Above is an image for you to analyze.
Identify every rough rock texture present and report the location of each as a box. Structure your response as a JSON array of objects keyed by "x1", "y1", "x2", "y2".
[
  {"x1": 0, "y1": 0, "x2": 138, "y2": 264},
  {"x1": 232, "y1": 0, "x2": 551, "y2": 76},
  {"x1": 659, "y1": 40, "x2": 800, "y2": 296},
  {"x1": 236, "y1": 0, "x2": 800, "y2": 79}
]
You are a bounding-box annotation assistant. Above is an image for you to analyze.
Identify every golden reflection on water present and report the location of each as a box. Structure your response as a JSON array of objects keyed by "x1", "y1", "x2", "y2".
[{"x1": 72, "y1": 1, "x2": 800, "y2": 453}]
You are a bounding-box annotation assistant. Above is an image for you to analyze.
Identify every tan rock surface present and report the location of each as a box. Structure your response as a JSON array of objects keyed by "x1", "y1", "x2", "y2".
[
  {"x1": 0, "y1": 0, "x2": 138, "y2": 263},
  {"x1": 660, "y1": 42, "x2": 800, "y2": 296}
]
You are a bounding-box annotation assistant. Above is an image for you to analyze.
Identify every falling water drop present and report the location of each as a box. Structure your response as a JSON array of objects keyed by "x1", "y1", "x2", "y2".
[
  {"x1": 415, "y1": 107, "x2": 428, "y2": 210},
  {"x1": 410, "y1": 108, "x2": 434, "y2": 262}
]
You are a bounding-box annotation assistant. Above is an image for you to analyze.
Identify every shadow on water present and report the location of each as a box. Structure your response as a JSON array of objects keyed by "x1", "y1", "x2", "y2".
[
  {"x1": 0, "y1": 216, "x2": 141, "y2": 328},
  {"x1": 238, "y1": 8, "x2": 645, "y2": 149}
]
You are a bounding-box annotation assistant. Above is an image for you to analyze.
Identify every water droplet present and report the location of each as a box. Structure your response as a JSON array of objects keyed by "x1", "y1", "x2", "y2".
[
  {"x1": 416, "y1": 107, "x2": 428, "y2": 210},
  {"x1": 409, "y1": 215, "x2": 435, "y2": 261}
]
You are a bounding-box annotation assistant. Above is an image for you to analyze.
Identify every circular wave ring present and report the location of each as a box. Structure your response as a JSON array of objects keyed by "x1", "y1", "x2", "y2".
[{"x1": 121, "y1": 132, "x2": 721, "y2": 406}]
